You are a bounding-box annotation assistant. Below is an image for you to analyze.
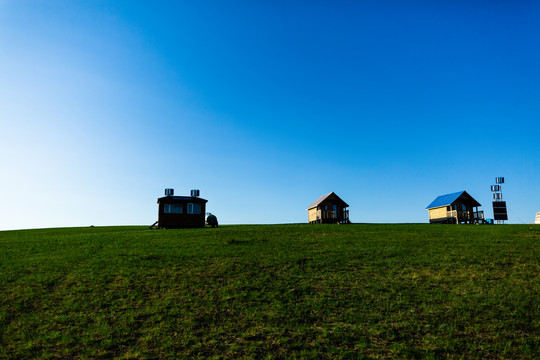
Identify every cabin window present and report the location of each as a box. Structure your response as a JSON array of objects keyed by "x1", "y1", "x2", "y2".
[
  {"x1": 446, "y1": 206, "x2": 451, "y2": 211},
  {"x1": 333, "y1": 204, "x2": 338, "y2": 218},
  {"x1": 164, "y1": 204, "x2": 183, "y2": 214},
  {"x1": 187, "y1": 203, "x2": 201, "y2": 214},
  {"x1": 462, "y1": 204, "x2": 467, "y2": 211}
]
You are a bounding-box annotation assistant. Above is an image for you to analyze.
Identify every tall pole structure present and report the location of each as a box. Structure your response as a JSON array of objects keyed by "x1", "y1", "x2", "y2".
[{"x1": 491, "y1": 177, "x2": 508, "y2": 224}]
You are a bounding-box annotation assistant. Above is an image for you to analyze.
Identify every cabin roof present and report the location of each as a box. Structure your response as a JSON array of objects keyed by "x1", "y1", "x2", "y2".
[
  {"x1": 307, "y1": 192, "x2": 349, "y2": 210},
  {"x1": 157, "y1": 196, "x2": 208, "y2": 204},
  {"x1": 426, "y1": 191, "x2": 480, "y2": 209}
]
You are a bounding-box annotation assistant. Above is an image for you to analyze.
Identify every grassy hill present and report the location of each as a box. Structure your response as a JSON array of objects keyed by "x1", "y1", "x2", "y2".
[{"x1": 0, "y1": 224, "x2": 538, "y2": 359}]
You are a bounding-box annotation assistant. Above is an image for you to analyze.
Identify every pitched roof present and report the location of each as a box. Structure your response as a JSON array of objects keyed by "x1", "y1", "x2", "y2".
[
  {"x1": 425, "y1": 191, "x2": 480, "y2": 209},
  {"x1": 307, "y1": 192, "x2": 349, "y2": 210}
]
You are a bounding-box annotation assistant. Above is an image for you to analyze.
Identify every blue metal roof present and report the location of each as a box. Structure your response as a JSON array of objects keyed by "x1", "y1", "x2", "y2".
[{"x1": 425, "y1": 191, "x2": 466, "y2": 209}]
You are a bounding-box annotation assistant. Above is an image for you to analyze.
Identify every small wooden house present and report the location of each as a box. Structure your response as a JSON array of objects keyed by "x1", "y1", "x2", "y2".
[
  {"x1": 426, "y1": 191, "x2": 484, "y2": 224},
  {"x1": 308, "y1": 192, "x2": 350, "y2": 224},
  {"x1": 157, "y1": 189, "x2": 207, "y2": 228}
]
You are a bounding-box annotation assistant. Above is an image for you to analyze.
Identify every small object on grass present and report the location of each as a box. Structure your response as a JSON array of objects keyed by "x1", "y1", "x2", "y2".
[{"x1": 206, "y1": 213, "x2": 218, "y2": 227}]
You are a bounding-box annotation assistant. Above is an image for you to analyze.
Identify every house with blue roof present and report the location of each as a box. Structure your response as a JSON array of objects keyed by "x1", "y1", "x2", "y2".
[{"x1": 426, "y1": 191, "x2": 484, "y2": 224}]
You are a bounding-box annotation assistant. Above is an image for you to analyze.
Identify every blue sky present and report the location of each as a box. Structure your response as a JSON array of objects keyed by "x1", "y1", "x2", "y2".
[{"x1": 1, "y1": 1, "x2": 539, "y2": 230}]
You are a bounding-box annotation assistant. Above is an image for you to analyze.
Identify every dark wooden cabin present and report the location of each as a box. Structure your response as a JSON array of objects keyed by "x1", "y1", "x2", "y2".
[
  {"x1": 308, "y1": 192, "x2": 350, "y2": 224},
  {"x1": 157, "y1": 189, "x2": 207, "y2": 228},
  {"x1": 426, "y1": 190, "x2": 484, "y2": 224}
]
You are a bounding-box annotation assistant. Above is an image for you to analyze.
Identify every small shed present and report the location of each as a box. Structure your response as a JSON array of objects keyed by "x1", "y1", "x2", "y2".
[
  {"x1": 426, "y1": 190, "x2": 484, "y2": 224},
  {"x1": 157, "y1": 189, "x2": 208, "y2": 228},
  {"x1": 307, "y1": 192, "x2": 350, "y2": 224}
]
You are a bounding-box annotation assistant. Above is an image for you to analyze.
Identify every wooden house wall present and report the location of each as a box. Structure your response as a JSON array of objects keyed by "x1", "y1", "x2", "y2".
[
  {"x1": 318, "y1": 201, "x2": 347, "y2": 217},
  {"x1": 308, "y1": 208, "x2": 318, "y2": 222},
  {"x1": 308, "y1": 199, "x2": 348, "y2": 223},
  {"x1": 158, "y1": 201, "x2": 207, "y2": 228},
  {"x1": 428, "y1": 207, "x2": 447, "y2": 220}
]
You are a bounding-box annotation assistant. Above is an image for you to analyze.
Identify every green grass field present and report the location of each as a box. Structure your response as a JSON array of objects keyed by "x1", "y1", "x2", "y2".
[{"x1": 0, "y1": 224, "x2": 538, "y2": 359}]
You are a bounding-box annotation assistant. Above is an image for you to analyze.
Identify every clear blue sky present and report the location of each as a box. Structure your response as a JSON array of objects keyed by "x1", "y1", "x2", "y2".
[{"x1": 1, "y1": 1, "x2": 539, "y2": 230}]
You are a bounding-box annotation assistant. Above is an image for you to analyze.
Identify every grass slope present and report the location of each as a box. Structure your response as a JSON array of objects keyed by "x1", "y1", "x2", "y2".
[{"x1": 0, "y1": 224, "x2": 538, "y2": 359}]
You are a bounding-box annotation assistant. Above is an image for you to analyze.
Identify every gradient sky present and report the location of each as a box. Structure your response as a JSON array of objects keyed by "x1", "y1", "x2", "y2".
[{"x1": 1, "y1": 1, "x2": 539, "y2": 230}]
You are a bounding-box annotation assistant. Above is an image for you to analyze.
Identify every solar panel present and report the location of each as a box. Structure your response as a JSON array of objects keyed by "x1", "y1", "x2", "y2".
[{"x1": 492, "y1": 201, "x2": 508, "y2": 220}]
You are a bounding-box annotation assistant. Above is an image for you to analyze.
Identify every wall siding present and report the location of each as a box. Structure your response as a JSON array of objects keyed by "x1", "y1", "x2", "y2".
[
  {"x1": 308, "y1": 208, "x2": 318, "y2": 222},
  {"x1": 429, "y1": 207, "x2": 448, "y2": 220}
]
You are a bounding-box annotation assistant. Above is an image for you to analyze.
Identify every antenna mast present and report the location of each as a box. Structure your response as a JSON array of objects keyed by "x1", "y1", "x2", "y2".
[{"x1": 491, "y1": 177, "x2": 508, "y2": 224}]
